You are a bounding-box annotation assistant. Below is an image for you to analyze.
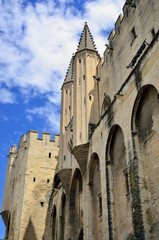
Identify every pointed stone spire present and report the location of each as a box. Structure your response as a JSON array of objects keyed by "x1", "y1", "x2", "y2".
[
  {"x1": 64, "y1": 54, "x2": 75, "y2": 83},
  {"x1": 77, "y1": 22, "x2": 97, "y2": 52}
]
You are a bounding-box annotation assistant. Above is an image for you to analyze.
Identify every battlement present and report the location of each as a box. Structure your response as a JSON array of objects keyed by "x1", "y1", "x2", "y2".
[
  {"x1": 17, "y1": 130, "x2": 60, "y2": 147},
  {"x1": 107, "y1": 1, "x2": 137, "y2": 45},
  {"x1": 9, "y1": 144, "x2": 17, "y2": 154}
]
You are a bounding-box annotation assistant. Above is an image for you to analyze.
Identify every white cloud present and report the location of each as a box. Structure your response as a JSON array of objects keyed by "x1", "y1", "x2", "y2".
[
  {"x1": 0, "y1": 0, "x2": 125, "y2": 128},
  {"x1": 26, "y1": 115, "x2": 33, "y2": 122},
  {"x1": 26, "y1": 102, "x2": 60, "y2": 132},
  {"x1": 0, "y1": 88, "x2": 15, "y2": 104}
]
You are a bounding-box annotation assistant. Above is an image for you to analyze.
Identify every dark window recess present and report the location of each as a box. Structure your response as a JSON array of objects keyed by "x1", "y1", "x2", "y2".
[
  {"x1": 84, "y1": 97, "x2": 86, "y2": 104},
  {"x1": 98, "y1": 195, "x2": 102, "y2": 215},
  {"x1": 66, "y1": 90, "x2": 68, "y2": 94},
  {"x1": 131, "y1": 27, "x2": 137, "y2": 42},
  {"x1": 47, "y1": 179, "x2": 50, "y2": 183},
  {"x1": 69, "y1": 106, "x2": 71, "y2": 110},
  {"x1": 89, "y1": 96, "x2": 91, "y2": 101},
  {"x1": 64, "y1": 155, "x2": 66, "y2": 161},
  {"x1": 80, "y1": 132, "x2": 82, "y2": 140},
  {"x1": 49, "y1": 152, "x2": 51, "y2": 158},
  {"x1": 40, "y1": 202, "x2": 44, "y2": 207},
  {"x1": 33, "y1": 177, "x2": 36, "y2": 182},
  {"x1": 79, "y1": 178, "x2": 82, "y2": 192},
  {"x1": 83, "y1": 75, "x2": 85, "y2": 80},
  {"x1": 79, "y1": 59, "x2": 81, "y2": 63},
  {"x1": 151, "y1": 28, "x2": 155, "y2": 38}
]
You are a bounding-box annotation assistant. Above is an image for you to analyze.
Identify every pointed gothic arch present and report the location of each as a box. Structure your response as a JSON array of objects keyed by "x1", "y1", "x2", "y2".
[
  {"x1": 59, "y1": 193, "x2": 66, "y2": 240},
  {"x1": 88, "y1": 152, "x2": 102, "y2": 239},
  {"x1": 69, "y1": 169, "x2": 83, "y2": 238},
  {"x1": 131, "y1": 84, "x2": 159, "y2": 238},
  {"x1": 106, "y1": 125, "x2": 133, "y2": 239},
  {"x1": 52, "y1": 205, "x2": 57, "y2": 240}
]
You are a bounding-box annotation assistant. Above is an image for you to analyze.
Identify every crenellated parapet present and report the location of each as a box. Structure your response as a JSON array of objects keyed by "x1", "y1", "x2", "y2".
[
  {"x1": 16, "y1": 130, "x2": 60, "y2": 147},
  {"x1": 100, "y1": 0, "x2": 159, "y2": 111}
]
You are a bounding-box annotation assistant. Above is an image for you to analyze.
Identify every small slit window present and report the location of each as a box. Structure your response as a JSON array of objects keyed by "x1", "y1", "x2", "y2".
[
  {"x1": 83, "y1": 75, "x2": 85, "y2": 80},
  {"x1": 40, "y1": 202, "x2": 44, "y2": 207},
  {"x1": 79, "y1": 59, "x2": 81, "y2": 63},
  {"x1": 80, "y1": 132, "x2": 82, "y2": 140},
  {"x1": 47, "y1": 179, "x2": 50, "y2": 184},
  {"x1": 89, "y1": 96, "x2": 91, "y2": 101},
  {"x1": 98, "y1": 194, "x2": 102, "y2": 216},
  {"x1": 64, "y1": 155, "x2": 66, "y2": 161},
  {"x1": 49, "y1": 152, "x2": 51, "y2": 158},
  {"x1": 151, "y1": 28, "x2": 155, "y2": 38},
  {"x1": 69, "y1": 106, "x2": 71, "y2": 110},
  {"x1": 131, "y1": 27, "x2": 137, "y2": 44},
  {"x1": 33, "y1": 177, "x2": 36, "y2": 182},
  {"x1": 79, "y1": 178, "x2": 82, "y2": 193}
]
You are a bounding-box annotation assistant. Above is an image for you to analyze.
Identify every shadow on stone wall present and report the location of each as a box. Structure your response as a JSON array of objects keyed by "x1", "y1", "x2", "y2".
[{"x1": 23, "y1": 217, "x2": 37, "y2": 240}]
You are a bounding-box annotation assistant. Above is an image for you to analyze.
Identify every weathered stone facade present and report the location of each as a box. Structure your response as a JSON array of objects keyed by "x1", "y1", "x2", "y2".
[
  {"x1": 1, "y1": 131, "x2": 59, "y2": 239},
  {"x1": 2, "y1": 0, "x2": 159, "y2": 239}
]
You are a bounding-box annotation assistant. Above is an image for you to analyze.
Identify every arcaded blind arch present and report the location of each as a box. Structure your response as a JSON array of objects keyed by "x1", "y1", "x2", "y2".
[
  {"x1": 52, "y1": 205, "x2": 57, "y2": 240},
  {"x1": 106, "y1": 125, "x2": 133, "y2": 240},
  {"x1": 132, "y1": 84, "x2": 159, "y2": 238},
  {"x1": 59, "y1": 193, "x2": 66, "y2": 240},
  {"x1": 88, "y1": 153, "x2": 102, "y2": 240},
  {"x1": 135, "y1": 85, "x2": 159, "y2": 141},
  {"x1": 69, "y1": 169, "x2": 83, "y2": 239}
]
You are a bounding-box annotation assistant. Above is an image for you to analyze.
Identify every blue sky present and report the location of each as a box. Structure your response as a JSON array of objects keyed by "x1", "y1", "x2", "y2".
[{"x1": 0, "y1": 0, "x2": 124, "y2": 237}]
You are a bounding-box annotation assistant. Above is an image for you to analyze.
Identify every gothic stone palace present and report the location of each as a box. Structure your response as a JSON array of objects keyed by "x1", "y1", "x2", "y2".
[{"x1": 1, "y1": 0, "x2": 159, "y2": 239}]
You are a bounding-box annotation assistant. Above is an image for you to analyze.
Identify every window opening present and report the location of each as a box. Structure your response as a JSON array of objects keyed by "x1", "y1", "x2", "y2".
[
  {"x1": 80, "y1": 132, "x2": 82, "y2": 140},
  {"x1": 98, "y1": 194, "x2": 102, "y2": 216},
  {"x1": 40, "y1": 202, "x2": 44, "y2": 207},
  {"x1": 69, "y1": 106, "x2": 71, "y2": 110},
  {"x1": 64, "y1": 155, "x2": 66, "y2": 161},
  {"x1": 83, "y1": 75, "x2": 85, "y2": 80},
  {"x1": 151, "y1": 28, "x2": 155, "y2": 38},
  {"x1": 131, "y1": 27, "x2": 137, "y2": 44},
  {"x1": 49, "y1": 152, "x2": 51, "y2": 158},
  {"x1": 79, "y1": 59, "x2": 81, "y2": 63},
  {"x1": 79, "y1": 177, "x2": 82, "y2": 193},
  {"x1": 66, "y1": 90, "x2": 67, "y2": 94},
  {"x1": 47, "y1": 179, "x2": 50, "y2": 184},
  {"x1": 89, "y1": 96, "x2": 91, "y2": 101},
  {"x1": 33, "y1": 177, "x2": 36, "y2": 182}
]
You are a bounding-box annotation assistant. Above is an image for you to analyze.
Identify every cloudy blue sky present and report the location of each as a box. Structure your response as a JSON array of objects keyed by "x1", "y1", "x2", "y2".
[{"x1": 0, "y1": 0, "x2": 124, "y2": 236}]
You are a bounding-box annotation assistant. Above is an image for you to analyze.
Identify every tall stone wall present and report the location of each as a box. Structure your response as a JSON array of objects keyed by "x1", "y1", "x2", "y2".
[{"x1": 1, "y1": 131, "x2": 59, "y2": 240}]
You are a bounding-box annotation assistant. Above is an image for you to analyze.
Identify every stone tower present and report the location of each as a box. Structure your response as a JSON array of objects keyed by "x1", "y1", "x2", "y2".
[
  {"x1": 59, "y1": 22, "x2": 101, "y2": 170},
  {"x1": 73, "y1": 22, "x2": 100, "y2": 146},
  {"x1": 1, "y1": 131, "x2": 59, "y2": 240}
]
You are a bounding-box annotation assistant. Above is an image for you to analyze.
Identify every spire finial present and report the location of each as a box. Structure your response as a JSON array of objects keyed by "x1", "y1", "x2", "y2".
[{"x1": 76, "y1": 22, "x2": 98, "y2": 53}]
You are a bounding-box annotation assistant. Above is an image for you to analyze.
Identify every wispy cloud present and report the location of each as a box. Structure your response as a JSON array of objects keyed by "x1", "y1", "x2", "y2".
[
  {"x1": 0, "y1": 0, "x2": 125, "y2": 129},
  {"x1": 0, "y1": 88, "x2": 15, "y2": 104},
  {"x1": 26, "y1": 102, "x2": 60, "y2": 132}
]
